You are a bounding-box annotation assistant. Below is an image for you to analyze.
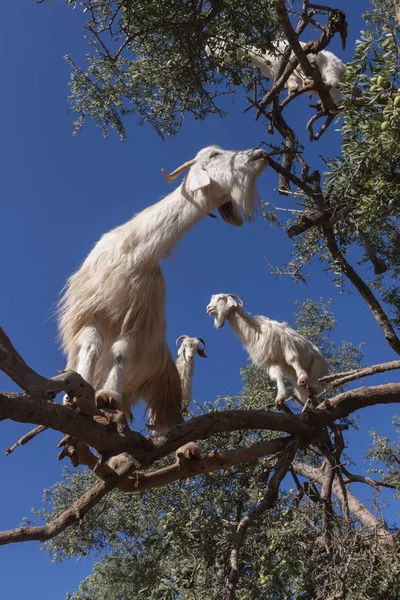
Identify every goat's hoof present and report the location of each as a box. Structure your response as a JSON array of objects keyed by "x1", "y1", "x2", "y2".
[
  {"x1": 107, "y1": 452, "x2": 129, "y2": 472},
  {"x1": 176, "y1": 442, "x2": 201, "y2": 467},
  {"x1": 95, "y1": 389, "x2": 120, "y2": 410},
  {"x1": 275, "y1": 393, "x2": 287, "y2": 405},
  {"x1": 297, "y1": 374, "x2": 309, "y2": 388}
]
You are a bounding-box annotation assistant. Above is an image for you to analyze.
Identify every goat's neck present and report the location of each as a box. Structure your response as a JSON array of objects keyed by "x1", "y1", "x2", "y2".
[
  {"x1": 176, "y1": 355, "x2": 194, "y2": 408},
  {"x1": 119, "y1": 185, "x2": 222, "y2": 265},
  {"x1": 227, "y1": 308, "x2": 260, "y2": 347}
]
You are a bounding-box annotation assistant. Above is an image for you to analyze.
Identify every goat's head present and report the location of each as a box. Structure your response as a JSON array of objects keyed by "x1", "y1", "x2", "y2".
[
  {"x1": 162, "y1": 145, "x2": 268, "y2": 226},
  {"x1": 206, "y1": 293, "x2": 244, "y2": 329},
  {"x1": 176, "y1": 335, "x2": 207, "y2": 362}
]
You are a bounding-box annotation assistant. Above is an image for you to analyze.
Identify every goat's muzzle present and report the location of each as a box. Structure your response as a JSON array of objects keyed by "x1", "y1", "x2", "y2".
[{"x1": 249, "y1": 149, "x2": 269, "y2": 163}]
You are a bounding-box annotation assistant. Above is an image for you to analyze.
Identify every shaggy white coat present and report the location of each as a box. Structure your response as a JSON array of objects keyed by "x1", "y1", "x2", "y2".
[
  {"x1": 206, "y1": 294, "x2": 329, "y2": 404},
  {"x1": 175, "y1": 336, "x2": 207, "y2": 412},
  {"x1": 207, "y1": 40, "x2": 346, "y2": 100},
  {"x1": 58, "y1": 146, "x2": 268, "y2": 430}
]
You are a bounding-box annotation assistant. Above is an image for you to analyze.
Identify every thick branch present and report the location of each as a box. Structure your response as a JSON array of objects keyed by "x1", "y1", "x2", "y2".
[
  {"x1": 316, "y1": 383, "x2": 400, "y2": 425},
  {"x1": 3, "y1": 382, "x2": 400, "y2": 465},
  {"x1": 0, "y1": 392, "x2": 153, "y2": 462},
  {"x1": 64, "y1": 438, "x2": 291, "y2": 493}
]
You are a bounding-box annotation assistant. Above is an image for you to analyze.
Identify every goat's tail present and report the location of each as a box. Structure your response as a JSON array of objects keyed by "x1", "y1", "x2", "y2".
[{"x1": 143, "y1": 352, "x2": 184, "y2": 432}]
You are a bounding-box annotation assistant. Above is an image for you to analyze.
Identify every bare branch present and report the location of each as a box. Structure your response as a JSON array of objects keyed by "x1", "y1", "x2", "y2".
[
  {"x1": 322, "y1": 227, "x2": 400, "y2": 356},
  {"x1": 320, "y1": 360, "x2": 400, "y2": 389},
  {"x1": 340, "y1": 466, "x2": 399, "y2": 491},
  {"x1": 63, "y1": 438, "x2": 292, "y2": 493},
  {"x1": 5, "y1": 425, "x2": 48, "y2": 456},
  {"x1": 0, "y1": 455, "x2": 139, "y2": 547},
  {"x1": 287, "y1": 204, "x2": 356, "y2": 238},
  {"x1": 226, "y1": 439, "x2": 299, "y2": 598},
  {"x1": 292, "y1": 461, "x2": 394, "y2": 543}
]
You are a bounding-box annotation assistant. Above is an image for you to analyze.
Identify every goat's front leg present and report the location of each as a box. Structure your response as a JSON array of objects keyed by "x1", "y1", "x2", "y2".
[
  {"x1": 268, "y1": 365, "x2": 287, "y2": 404},
  {"x1": 95, "y1": 335, "x2": 132, "y2": 413},
  {"x1": 63, "y1": 325, "x2": 102, "y2": 406}
]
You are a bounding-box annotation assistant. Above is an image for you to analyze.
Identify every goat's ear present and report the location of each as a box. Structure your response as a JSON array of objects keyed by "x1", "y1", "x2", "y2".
[
  {"x1": 189, "y1": 168, "x2": 211, "y2": 192},
  {"x1": 218, "y1": 200, "x2": 244, "y2": 227},
  {"x1": 226, "y1": 296, "x2": 238, "y2": 308},
  {"x1": 197, "y1": 349, "x2": 208, "y2": 358}
]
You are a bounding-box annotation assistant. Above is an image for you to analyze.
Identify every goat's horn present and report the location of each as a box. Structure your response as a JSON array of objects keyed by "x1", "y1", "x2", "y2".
[
  {"x1": 197, "y1": 337, "x2": 206, "y2": 350},
  {"x1": 161, "y1": 159, "x2": 196, "y2": 183},
  {"x1": 228, "y1": 294, "x2": 244, "y2": 307},
  {"x1": 176, "y1": 335, "x2": 189, "y2": 346}
]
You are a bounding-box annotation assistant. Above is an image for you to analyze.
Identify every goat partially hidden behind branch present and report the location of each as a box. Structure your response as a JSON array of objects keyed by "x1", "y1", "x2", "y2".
[
  {"x1": 206, "y1": 294, "x2": 328, "y2": 406},
  {"x1": 206, "y1": 40, "x2": 346, "y2": 101},
  {"x1": 58, "y1": 146, "x2": 268, "y2": 435},
  {"x1": 175, "y1": 335, "x2": 207, "y2": 414}
]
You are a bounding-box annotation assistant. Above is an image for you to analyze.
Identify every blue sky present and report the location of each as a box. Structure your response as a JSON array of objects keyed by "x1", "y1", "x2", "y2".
[{"x1": 0, "y1": 1, "x2": 398, "y2": 598}]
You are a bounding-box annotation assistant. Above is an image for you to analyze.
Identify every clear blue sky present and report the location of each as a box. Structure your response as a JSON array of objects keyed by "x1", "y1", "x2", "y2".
[{"x1": 0, "y1": 1, "x2": 398, "y2": 598}]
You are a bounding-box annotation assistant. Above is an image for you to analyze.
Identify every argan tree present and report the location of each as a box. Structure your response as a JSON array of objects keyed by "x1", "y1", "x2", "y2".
[{"x1": 1, "y1": 0, "x2": 400, "y2": 598}]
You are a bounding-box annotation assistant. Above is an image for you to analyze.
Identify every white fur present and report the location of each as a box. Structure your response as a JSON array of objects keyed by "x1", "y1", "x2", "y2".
[
  {"x1": 176, "y1": 336, "x2": 207, "y2": 413},
  {"x1": 206, "y1": 40, "x2": 346, "y2": 101},
  {"x1": 206, "y1": 294, "x2": 329, "y2": 405},
  {"x1": 58, "y1": 146, "x2": 268, "y2": 430}
]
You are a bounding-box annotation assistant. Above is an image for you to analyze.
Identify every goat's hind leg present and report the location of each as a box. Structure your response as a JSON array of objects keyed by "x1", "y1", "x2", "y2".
[{"x1": 285, "y1": 352, "x2": 309, "y2": 389}]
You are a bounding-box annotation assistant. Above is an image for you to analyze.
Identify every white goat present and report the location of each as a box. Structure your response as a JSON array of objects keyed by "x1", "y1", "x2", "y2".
[
  {"x1": 58, "y1": 146, "x2": 268, "y2": 432},
  {"x1": 206, "y1": 293, "x2": 329, "y2": 406},
  {"x1": 206, "y1": 39, "x2": 346, "y2": 101},
  {"x1": 176, "y1": 335, "x2": 207, "y2": 413}
]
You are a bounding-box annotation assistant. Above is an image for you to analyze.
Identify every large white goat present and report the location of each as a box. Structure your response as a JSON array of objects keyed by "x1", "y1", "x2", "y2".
[
  {"x1": 176, "y1": 335, "x2": 207, "y2": 413},
  {"x1": 206, "y1": 293, "x2": 329, "y2": 405},
  {"x1": 58, "y1": 146, "x2": 268, "y2": 432},
  {"x1": 206, "y1": 39, "x2": 346, "y2": 101}
]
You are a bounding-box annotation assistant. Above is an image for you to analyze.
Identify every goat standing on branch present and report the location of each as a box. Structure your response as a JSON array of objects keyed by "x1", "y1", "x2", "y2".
[
  {"x1": 206, "y1": 294, "x2": 328, "y2": 406},
  {"x1": 58, "y1": 146, "x2": 268, "y2": 432},
  {"x1": 175, "y1": 335, "x2": 207, "y2": 413},
  {"x1": 206, "y1": 40, "x2": 346, "y2": 101}
]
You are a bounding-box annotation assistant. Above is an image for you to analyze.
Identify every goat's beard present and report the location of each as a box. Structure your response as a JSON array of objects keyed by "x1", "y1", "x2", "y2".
[
  {"x1": 218, "y1": 178, "x2": 260, "y2": 226},
  {"x1": 214, "y1": 315, "x2": 225, "y2": 329}
]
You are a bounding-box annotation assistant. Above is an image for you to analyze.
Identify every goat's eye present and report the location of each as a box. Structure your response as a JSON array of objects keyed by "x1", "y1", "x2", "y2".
[{"x1": 210, "y1": 151, "x2": 221, "y2": 159}]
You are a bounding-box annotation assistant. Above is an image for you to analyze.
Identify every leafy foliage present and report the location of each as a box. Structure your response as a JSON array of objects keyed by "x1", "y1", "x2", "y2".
[
  {"x1": 61, "y1": 0, "x2": 279, "y2": 139},
  {"x1": 368, "y1": 418, "x2": 400, "y2": 496},
  {"x1": 34, "y1": 301, "x2": 400, "y2": 599}
]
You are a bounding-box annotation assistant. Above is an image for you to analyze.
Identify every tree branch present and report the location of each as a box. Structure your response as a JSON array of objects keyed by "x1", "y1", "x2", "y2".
[
  {"x1": 60, "y1": 437, "x2": 291, "y2": 493},
  {"x1": 320, "y1": 360, "x2": 400, "y2": 390},
  {"x1": 292, "y1": 461, "x2": 393, "y2": 543},
  {"x1": 5, "y1": 425, "x2": 48, "y2": 456},
  {"x1": 0, "y1": 455, "x2": 139, "y2": 547},
  {"x1": 287, "y1": 205, "x2": 355, "y2": 238},
  {"x1": 225, "y1": 439, "x2": 299, "y2": 599},
  {"x1": 322, "y1": 227, "x2": 400, "y2": 356}
]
